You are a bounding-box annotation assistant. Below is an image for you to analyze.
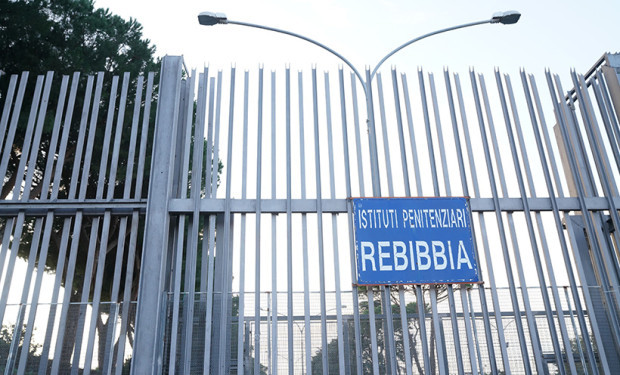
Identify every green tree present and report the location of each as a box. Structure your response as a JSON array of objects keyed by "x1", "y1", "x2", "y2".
[
  {"x1": 0, "y1": 0, "x2": 157, "y2": 75},
  {"x1": 0, "y1": 0, "x2": 159, "y2": 372}
]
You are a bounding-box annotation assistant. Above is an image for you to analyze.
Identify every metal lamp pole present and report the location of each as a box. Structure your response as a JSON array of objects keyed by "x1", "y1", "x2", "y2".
[
  {"x1": 197, "y1": 10, "x2": 521, "y2": 374},
  {"x1": 198, "y1": 10, "x2": 520, "y2": 196}
]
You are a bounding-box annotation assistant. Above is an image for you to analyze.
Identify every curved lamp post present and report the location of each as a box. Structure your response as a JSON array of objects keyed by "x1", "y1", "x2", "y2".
[{"x1": 198, "y1": 10, "x2": 520, "y2": 196}]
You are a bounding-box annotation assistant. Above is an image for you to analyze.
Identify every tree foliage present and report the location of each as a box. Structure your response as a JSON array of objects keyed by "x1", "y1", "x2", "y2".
[
  {"x1": 0, "y1": 0, "x2": 160, "y2": 371},
  {"x1": 0, "y1": 0, "x2": 158, "y2": 76}
]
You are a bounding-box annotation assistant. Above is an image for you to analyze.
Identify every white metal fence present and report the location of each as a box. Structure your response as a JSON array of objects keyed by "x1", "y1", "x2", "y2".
[{"x1": 1, "y1": 53, "x2": 620, "y2": 374}]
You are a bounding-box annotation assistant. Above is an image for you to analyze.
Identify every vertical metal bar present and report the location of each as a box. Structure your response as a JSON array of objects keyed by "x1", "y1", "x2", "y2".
[
  {"x1": 132, "y1": 56, "x2": 183, "y2": 374},
  {"x1": 237, "y1": 70, "x2": 250, "y2": 375},
  {"x1": 418, "y1": 69, "x2": 439, "y2": 195},
  {"x1": 458, "y1": 288, "x2": 479, "y2": 374},
  {"x1": 367, "y1": 288, "x2": 381, "y2": 375},
  {"x1": 573, "y1": 74, "x2": 620, "y2": 293},
  {"x1": 470, "y1": 70, "x2": 538, "y2": 373},
  {"x1": 591, "y1": 72, "x2": 620, "y2": 175},
  {"x1": 172, "y1": 75, "x2": 192, "y2": 373},
  {"x1": 50, "y1": 210, "x2": 86, "y2": 374},
  {"x1": 351, "y1": 73, "x2": 366, "y2": 197},
  {"x1": 428, "y1": 72, "x2": 449, "y2": 194},
  {"x1": 80, "y1": 72, "x2": 109, "y2": 200},
  {"x1": 122, "y1": 74, "x2": 146, "y2": 200},
  {"x1": 454, "y1": 72, "x2": 511, "y2": 374},
  {"x1": 167, "y1": 73, "x2": 193, "y2": 374},
  {"x1": 467, "y1": 288, "x2": 485, "y2": 373},
  {"x1": 489, "y1": 70, "x2": 563, "y2": 373},
  {"x1": 365, "y1": 68, "x2": 382, "y2": 197},
  {"x1": 22, "y1": 71, "x2": 54, "y2": 196},
  {"x1": 208, "y1": 70, "x2": 225, "y2": 372},
  {"x1": 429, "y1": 288, "x2": 446, "y2": 375},
  {"x1": 106, "y1": 72, "x2": 131, "y2": 198},
  {"x1": 134, "y1": 71, "x2": 156, "y2": 198},
  {"x1": 415, "y1": 286, "x2": 431, "y2": 374},
  {"x1": 573, "y1": 72, "x2": 620, "y2": 307},
  {"x1": 502, "y1": 71, "x2": 578, "y2": 374},
  {"x1": 523, "y1": 71, "x2": 598, "y2": 373},
  {"x1": 299, "y1": 71, "x2": 313, "y2": 375},
  {"x1": 323, "y1": 71, "x2": 346, "y2": 375},
  {"x1": 1, "y1": 74, "x2": 52, "y2": 355},
  {"x1": 115, "y1": 72, "x2": 156, "y2": 375},
  {"x1": 38, "y1": 72, "x2": 85, "y2": 374},
  {"x1": 253, "y1": 67, "x2": 265, "y2": 375},
  {"x1": 17, "y1": 74, "x2": 69, "y2": 374},
  {"x1": 204, "y1": 72, "x2": 221, "y2": 372},
  {"x1": 5, "y1": 217, "x2": 42, "y2": 375},
  {"x1": 218, "y1": 66, "x2": 237, "y2": 374},
  {"x1": 102, "y1": 74, "x2": 144, "y2": 374},
  {"x1": 201, "y1": 73, "x2": 216, "y2": 296},
  {"x1": 565, "y1": 286, "x2": 588, "y2": 375},
  {"x1": 0, "y1": 72, "x2": 28, "y2": 182},
  {"x1": 1, "y1": 73, "x2": 42, "y2": 204},
  {"x1": 53, "y1": 71, "x2": 104, "y2": 375},
  {"x1": 401, "y1": 74, "x2": 423, "y2": 198},
  {"x1": 347, "y1": 72, "x2": 364, "y2": 375},
  {"x1": 4, "y1": 72, "x2": 55, "y2": 371},
  {"x1": 18, "y1": 213, "x2": 56, "y2": 372},
  {"x1": 38, "y1": 218, "x2": 69, "y2": 372},
  {"x1": 286, "y1": 67, "x2": 294, "y2": 375},
  {"x1": 0, "y1": 75, "x2": 18, "y2": 155},
  {"x1": 540, "y1": 72, "x2": 605, "y2": 374},
  {"x1": 420, "y1": 69, "x2": 448, "y2": 375},
  {"x1": 375, "y1": 72, "x2": 398, "y2": 374},
  {"x1": 83, "y1": 73, "x2": 133, "y2": 375},
  {"x1": 428, "y1": 72, "x2": 457, "y2": 375},
  {"x1": 71, "y1": 73, "x2": 118, "y2": 375},
  {"x1": 181, "y1": 69, "x2": 205, "y2": 374},
  {"x1": 376, "y1": 73, "x2": 394, "y2": 196},
  {"x1": 445, "y1": 70, "x2": 498, "y2": 373},
  {"x1": 390, "y1": 68, "x2": 413, "y2": 375},
  {"x1": 400, "y1": 72, "x2": 431, "y2": 373},
  {"x1": 270, "y1": 69, "x2": 279, "y2": 375},
  {"x1": 443, "y1": 68, "x2": 482, "y2": 374},
  {"x1": 311, "y1": 67, "x2": 330, "y2": 375},
  {"x1": 579, "y1": 73, "x2": 620, "y2": 197},
  {"x1": 596, "y1": 71, "x2": 620, "y2": 172},
  {"x1": 560, "y1": 72, "x2": 619, "y2": 366},
  {"x1": 39, "y1": 74, "x2": 73, "y2": 198},
  {"x1": 568, "y1": 72, "x2": 620, "y2": 324},
  {"x1": 390, "y1": 68, "x2": 410, "y2": 194}
]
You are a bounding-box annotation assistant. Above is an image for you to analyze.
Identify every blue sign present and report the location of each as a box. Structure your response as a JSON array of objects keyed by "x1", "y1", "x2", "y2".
[{"x1": 352, "y1": 197, "x2": 479, "y2": 285}]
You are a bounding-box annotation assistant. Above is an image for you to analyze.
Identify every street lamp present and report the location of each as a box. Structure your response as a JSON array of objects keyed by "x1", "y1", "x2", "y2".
[{"x1": 197, "y1": 10, "x2": 520, "y2": 196}]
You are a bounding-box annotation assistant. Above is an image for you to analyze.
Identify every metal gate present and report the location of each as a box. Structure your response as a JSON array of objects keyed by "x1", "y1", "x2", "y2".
[{"x1": 1, "y1": 53, "x2": 620, "y2": 374}]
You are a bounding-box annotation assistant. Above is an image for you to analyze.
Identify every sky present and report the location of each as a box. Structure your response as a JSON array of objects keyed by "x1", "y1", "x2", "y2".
[{"x1": 94, "y1": 0, "x2": 620, "y2": 82}]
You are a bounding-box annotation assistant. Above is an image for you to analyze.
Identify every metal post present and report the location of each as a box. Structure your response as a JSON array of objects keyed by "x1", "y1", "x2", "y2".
[{"x1": 132, "y1": 56, "x2": 183, "y2": 374}]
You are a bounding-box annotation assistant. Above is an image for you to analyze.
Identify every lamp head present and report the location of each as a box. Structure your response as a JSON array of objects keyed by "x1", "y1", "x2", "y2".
[
  {"x1": 491, "y1": 10, "x2": 521, "y2": 25},
  {"x1": 198, "y1": 11, "x2": 228, "y2": 26}
]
